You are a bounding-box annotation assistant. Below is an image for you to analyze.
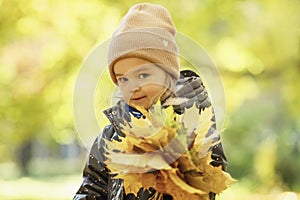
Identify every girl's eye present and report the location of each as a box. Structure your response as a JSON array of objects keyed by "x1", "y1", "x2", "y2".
[
  {"x1": 139, "y1": 73, "x2": 149, "y2": 79},
  {"x1": 118, "y1": 77, "x2": 128, "y2": 83}
]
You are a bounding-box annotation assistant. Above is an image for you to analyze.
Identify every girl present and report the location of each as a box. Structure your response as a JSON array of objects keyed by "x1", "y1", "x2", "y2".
[{"x1": 74, "y1": 3, "x2": 230, "y2": 200}]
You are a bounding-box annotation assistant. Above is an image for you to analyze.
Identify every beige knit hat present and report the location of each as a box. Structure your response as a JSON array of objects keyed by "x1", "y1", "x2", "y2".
[{"x1": 107, "y1": 3, "x2": 180, "y2": 84}]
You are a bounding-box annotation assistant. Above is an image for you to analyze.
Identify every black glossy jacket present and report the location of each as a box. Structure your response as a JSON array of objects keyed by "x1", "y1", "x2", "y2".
[{"x1": 73, "y1": 71, "x2": 228, "y2": 200}]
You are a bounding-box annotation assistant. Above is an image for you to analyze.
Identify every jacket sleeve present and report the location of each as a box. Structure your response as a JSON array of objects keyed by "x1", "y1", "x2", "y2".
[
  {"x1": 207, "y1": 114, "x2": 228, "y2": 171},
  {"x1": 178, "y1": 70, "x2": 228, "y2": 200},
  {"x1": 207, "y1": 123, "x2": 228, "y2": 200},
  {"x1": 73, "y1": 126, "x2": 116, "y2": 200},
  {"x1": 179, "y1": 70, "x2": 228, "y2": 170},
  {"x1": 197, "y1": 96, "x2": 228, "y2": 200}
]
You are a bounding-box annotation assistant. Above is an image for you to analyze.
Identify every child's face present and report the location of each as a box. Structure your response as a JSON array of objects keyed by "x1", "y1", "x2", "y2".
[{"x1": 114, "y1": 57, "x2": 168, "y2": 110}]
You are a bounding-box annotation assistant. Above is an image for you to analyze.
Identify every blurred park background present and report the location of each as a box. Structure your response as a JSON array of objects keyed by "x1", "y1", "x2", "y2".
[{"x1": 0, "y1": 0, "x2": 299, "y2": 199}]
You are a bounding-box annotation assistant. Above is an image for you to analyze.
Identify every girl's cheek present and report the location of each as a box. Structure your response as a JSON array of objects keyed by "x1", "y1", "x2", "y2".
[{"x1": 122, "y1": 93, "x2": 129, "y2": 101}]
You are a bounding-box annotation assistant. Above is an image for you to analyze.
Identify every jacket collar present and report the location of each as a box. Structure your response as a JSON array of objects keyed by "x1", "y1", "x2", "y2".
[{"x1": 103, "y1": 100, "x2": 147, "y2": 134}]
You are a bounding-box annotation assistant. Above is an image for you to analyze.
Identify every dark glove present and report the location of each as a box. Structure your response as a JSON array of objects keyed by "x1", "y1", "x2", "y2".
[{"x1": 173, "y1": 70, "x2": 211, "y2": 114}]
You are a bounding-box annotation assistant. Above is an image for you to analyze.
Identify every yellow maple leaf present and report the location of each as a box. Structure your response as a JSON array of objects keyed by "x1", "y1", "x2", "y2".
[
  {"x1": 157, "y1": 169, "x2": 208, "y2": 200},
  {"x1": 108, "y1": 102, "x2": 180, "y2": 153},
  {"x1": 185, "y1": 152, "x2": 236, "y2": 194},
  {"x1": 115, "y1": 173, "x2": 156, "y2": 195},
  {"x1": 105, "y1": 151, "x2": 171, "y2": 173},
  {"x1": 192, "y1": 106, "x2": 221, "y2": 158}
]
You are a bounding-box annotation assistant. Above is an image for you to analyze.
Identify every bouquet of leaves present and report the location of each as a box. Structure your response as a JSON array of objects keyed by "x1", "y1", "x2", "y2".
[{"x1": 104, "y1": 101, "x2": 235, "y2": 200}]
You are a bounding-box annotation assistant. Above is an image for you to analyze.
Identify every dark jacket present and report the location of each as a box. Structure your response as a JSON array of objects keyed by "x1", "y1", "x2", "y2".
[{"x1": 73, "y1": 71, "x2": 227, "y2": 200}]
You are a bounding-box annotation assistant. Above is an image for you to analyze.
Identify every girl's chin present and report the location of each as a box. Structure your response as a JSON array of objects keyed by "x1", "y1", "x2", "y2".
[{"x1": 128, "y1": 98, "x2": 159, "y2": 110}]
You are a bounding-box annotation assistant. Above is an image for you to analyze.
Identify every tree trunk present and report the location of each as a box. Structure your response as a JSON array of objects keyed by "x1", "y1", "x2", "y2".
[{"x1": 17, "y1": 140, "x2": 32, "y2": 176}]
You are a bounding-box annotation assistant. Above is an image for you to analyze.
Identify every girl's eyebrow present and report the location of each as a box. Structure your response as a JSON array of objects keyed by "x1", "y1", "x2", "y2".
[
  {"x1": 134, "y1": 67, "x2": 152, "y2": 73},
  {"x1": 115, "y1": 73, "x2": 123, "y2": 77}
]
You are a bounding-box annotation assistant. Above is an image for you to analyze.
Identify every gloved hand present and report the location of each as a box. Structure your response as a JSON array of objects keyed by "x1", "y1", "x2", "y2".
[{"x1": 173, "y1": 70, "x2": 211, "y2": 114}]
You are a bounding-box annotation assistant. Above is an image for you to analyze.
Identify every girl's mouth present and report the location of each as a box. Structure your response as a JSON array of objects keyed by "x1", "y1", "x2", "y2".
[{"x1": 131, "y1": 96, "x2": 146, "y2": 101}]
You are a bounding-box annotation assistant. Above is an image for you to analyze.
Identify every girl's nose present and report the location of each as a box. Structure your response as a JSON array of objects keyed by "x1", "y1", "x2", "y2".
[
  {"x1": 129, "y1": 80, "x2": 141, "y2": 93},
  {"x1": 130, "y1": 84, "x2": 141, "y2": 93}
]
